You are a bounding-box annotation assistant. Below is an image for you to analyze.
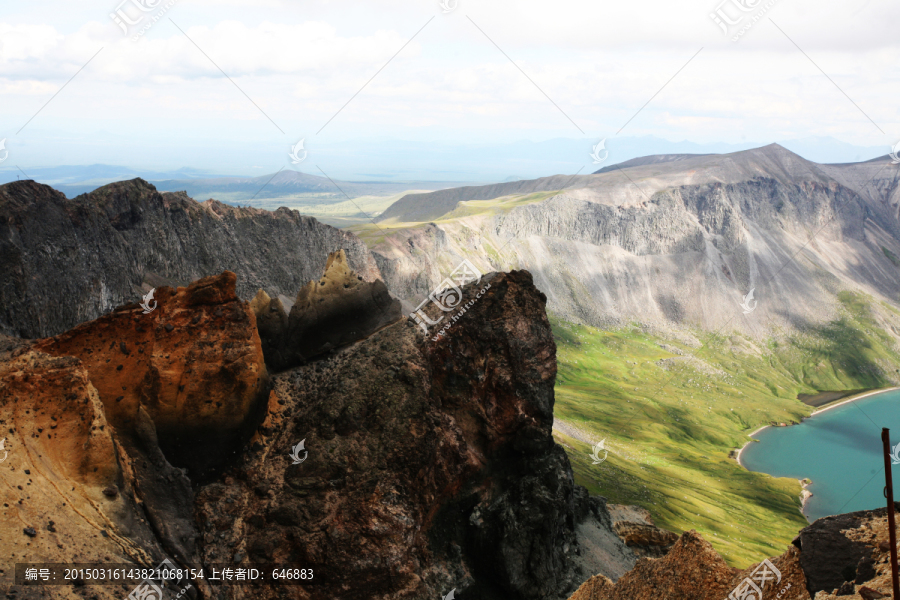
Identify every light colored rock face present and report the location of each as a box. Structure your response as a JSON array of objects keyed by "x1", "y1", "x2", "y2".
[
  {"x1": 372, "y1": 146, "x2": 900, "y2": 342},
  {"x1": 568, "y1": 530, "x2": 811, "y2": 600},
  {"x1": 0, "y1": 351, "x2": 118, "y2": 489},
  {"x1": 291, "y1": 248, "x2": 386, "y2": 313},
  {"x1": 0, "y1": 351, "x2": 158, "y2": 593},
  {"x1": 33, "y1": 271, "x2": 269, "y2": 479}
]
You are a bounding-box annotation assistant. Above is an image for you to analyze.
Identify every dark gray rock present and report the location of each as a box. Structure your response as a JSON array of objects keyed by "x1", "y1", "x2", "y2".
[
  {"x1": 0, "y1": 178, "x2": 381, "y2": 338},
  {"x1": 796, "y1": 504, "x2": 899, "y2": 595},
  {"x1": 197, "y1": 270, "x2": 631, "y2": 600}
]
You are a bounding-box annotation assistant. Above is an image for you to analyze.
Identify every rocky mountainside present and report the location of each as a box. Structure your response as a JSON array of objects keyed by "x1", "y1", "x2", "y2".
[
  {"x1": 568, "y1": 503, "x2": 900, "y2": 600},
  {"x1": 0, "y1": 178, "x2": 380, "y2": 339},
  {"x1": 369, "y1": 145, "x2": 900, "y2": 342},
  {"x1": 0, "y1": 261, "x2": 672, "y2": 599}
]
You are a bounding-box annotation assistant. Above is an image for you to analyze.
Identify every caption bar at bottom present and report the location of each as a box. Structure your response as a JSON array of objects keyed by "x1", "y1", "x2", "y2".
[{"x1": 15, "y1": 563, "x2": 320, "y2": 586}]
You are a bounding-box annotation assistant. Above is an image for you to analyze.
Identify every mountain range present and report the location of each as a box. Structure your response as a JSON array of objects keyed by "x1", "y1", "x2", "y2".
[
  {"x1": 4, "y1": 144, "x2": 900, "y2": 598},
  {"x1": 370, "y1": 144, "x2": 900, "y2": 347},
  {"x1": 1, "y1": 135, "x2": 888, "y2": 194}
]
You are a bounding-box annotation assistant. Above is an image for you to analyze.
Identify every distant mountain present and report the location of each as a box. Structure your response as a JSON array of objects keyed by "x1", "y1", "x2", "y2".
[
  {"x1": 0, "y1": 164, "x2": 478, "y2": 201},
  {"x1": 592, "y1": 153, "x2": 712, "y2": 174},
  {"x1": 371, "y1": 144, "x2": 900, "y2": 343},
  {"x1": 0, "y1": 164, "x2": 225, "y2": 188},
  {"x1": 1, "y1": 135, "x2": 886, "y2": 188},
  {"x1": 150, "y1": 169, "x2": 472, "y2": 201},
  {"x1": 376, "y1": 174, "x2": 596, "y2": 223}
]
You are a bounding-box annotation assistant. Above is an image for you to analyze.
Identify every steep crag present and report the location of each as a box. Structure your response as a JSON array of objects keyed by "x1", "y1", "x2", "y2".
[
  {"x1": 0, "y1": 179, "x2": 380, "y2": 339},
  {"x1": 196, "y1": 269, "x2": 639, "y2": 600}
]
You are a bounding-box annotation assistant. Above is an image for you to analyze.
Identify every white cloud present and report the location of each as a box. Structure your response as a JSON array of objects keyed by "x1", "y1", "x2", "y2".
[{"x1": 0, "y1": 0, "x2": 897, "y2": 174}]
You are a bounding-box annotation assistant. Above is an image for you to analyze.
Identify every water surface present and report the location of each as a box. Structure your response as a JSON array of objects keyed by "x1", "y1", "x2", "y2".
[{"x1": 740, "y1": 389, "x2": 900, "y2": 522}]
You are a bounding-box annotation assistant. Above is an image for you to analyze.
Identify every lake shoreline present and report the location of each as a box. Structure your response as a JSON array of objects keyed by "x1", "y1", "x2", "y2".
[
  {"x1": 735, "y1": 387, "x2": 899, "y2": 469},
  {"x1": 809, "y1": 387, "x2": 900, "y2": 416},
  {"x1": 735, "y1": 425, "x2": 769, "y2": 469},
  {"x1": 736, "y1": 386, "x2": 899, "y2": 519}
]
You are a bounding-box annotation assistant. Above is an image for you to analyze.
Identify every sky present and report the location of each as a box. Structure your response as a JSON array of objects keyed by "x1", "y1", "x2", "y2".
[{"x1": 0, "y1": 0, "x2": 898, "y2": 180}]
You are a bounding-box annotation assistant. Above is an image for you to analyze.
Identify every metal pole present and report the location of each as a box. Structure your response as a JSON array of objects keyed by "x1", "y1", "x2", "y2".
[{"x1": 882, "y1": 428, "x2": 900, "y2": 599}]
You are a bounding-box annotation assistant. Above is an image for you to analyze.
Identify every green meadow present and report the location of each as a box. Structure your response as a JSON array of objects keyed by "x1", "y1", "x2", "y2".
[{"x1": 551, "y1": 291, "x2": 900, "y2": 567}]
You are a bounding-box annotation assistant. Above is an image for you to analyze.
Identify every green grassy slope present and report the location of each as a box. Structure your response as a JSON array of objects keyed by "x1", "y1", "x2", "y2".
[{"x1": 552, "y1": 291, "x2": 900, "y2": 567}]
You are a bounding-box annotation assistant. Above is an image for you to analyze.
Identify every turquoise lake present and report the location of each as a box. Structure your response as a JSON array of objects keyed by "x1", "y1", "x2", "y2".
[{"x1": 740, "y1": 388, "x2": 900, "y2": 523}]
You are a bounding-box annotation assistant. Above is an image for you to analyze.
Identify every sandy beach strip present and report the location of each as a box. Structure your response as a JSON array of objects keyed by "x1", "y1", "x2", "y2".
[
  {"x1": 809, "y1": 386, "x2": 899, "y2": 416},
  {"x1": 735, "y1": 425, "x2": 769, "y2": 468}
]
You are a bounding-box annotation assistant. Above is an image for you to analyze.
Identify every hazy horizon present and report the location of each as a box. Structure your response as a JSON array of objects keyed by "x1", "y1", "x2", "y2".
[
  {"x1": 0, "y1": 135, "x2": 892, "y2": 189},
  {"x1": 2, "y1": 0, "x2": 898, "y2": 183}
]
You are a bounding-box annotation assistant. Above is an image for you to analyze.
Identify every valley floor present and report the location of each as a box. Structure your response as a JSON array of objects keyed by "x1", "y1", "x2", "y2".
[{"x1": 549, "y1": 290, "x2": 900, "y2": 567}]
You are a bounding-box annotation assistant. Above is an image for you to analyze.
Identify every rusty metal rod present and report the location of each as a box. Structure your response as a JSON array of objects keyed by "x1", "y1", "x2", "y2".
[{"x1": 882, "y1": 428, "x2": 900, "y2": 599}]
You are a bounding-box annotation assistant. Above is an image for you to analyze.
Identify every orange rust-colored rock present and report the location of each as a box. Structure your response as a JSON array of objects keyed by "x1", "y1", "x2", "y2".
[
  {"x1": 568, "y1": 530, "x2": 811, "y2": 600},
  {"x1": 0, "y1": 350, "x2": 159, "y2": 592},
  {"x1": 34, "y1": 271, "x2": 269, "y2": 478},
  {"x1": 0, "y1": 350, "x2": 119, "y2": 490}
]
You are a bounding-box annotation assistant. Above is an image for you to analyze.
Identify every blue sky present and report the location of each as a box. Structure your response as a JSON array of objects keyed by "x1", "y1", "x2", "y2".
[{"x1": 0, "y1": 0, "x2": 898, "y2": 179}]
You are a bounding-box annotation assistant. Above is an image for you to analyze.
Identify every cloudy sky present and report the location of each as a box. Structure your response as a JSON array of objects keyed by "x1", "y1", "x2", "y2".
[{"x1": 1, "y1": 0, "x2": 898, "y2": 178}]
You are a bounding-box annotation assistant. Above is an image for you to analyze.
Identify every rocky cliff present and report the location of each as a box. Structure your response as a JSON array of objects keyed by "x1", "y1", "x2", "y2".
[
  {"x1": 32, "y1": 271, "x2": 270, "y2": 481},
  {"x1": 197, "y1": 269, "x2": 637, "y2": 600},
  {"x1": 0, "y1": 178, "x2": 380, "y2": 339},
  {"x1": 369, "y1": 145, "x2": 900, "y2": 341},
  {"x1": 0, "y1": 262, "x2": 661, "y2": 600},
  {"x1": 0, "y1": 272, "x2": 270, "y2": 600}
]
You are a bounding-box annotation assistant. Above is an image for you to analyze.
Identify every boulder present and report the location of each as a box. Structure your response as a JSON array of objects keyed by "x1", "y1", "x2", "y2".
[
  {"x1": 34, "y1": 271, "x2": 269, "y2": 480},
  {"x1": 251, "y1": 249, "x2": 402, "y2": 371}
]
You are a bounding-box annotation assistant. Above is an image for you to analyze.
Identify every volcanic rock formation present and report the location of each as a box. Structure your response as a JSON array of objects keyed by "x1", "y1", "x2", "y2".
[
  {"x1": 198, "y1": 269, "x2": 638, "y2": 600},
  {"x1": 568, "y1": 530, "x2": 810, "y2": 600},
  {"x1": 34, "y1": 271, "x2": 269, "y2": 481},
  {"x1": 0, "y1": 178, "x2": 381, "y2": 339},
  {"x1": 0, "y1": 348, "x2": 203, "y2": 600},
  {"x1": 250, "y1": 249, "x2": 402, "y2": 371},
  {"x1": 2, "y1": 260, "x2": 664, "y2": 600},
  {"x1": 794, "y1": 504, "x2": 900, "y2": 597},
  {"x1": 568, "y1": 502, "x2": 900, "y2": 600}
]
